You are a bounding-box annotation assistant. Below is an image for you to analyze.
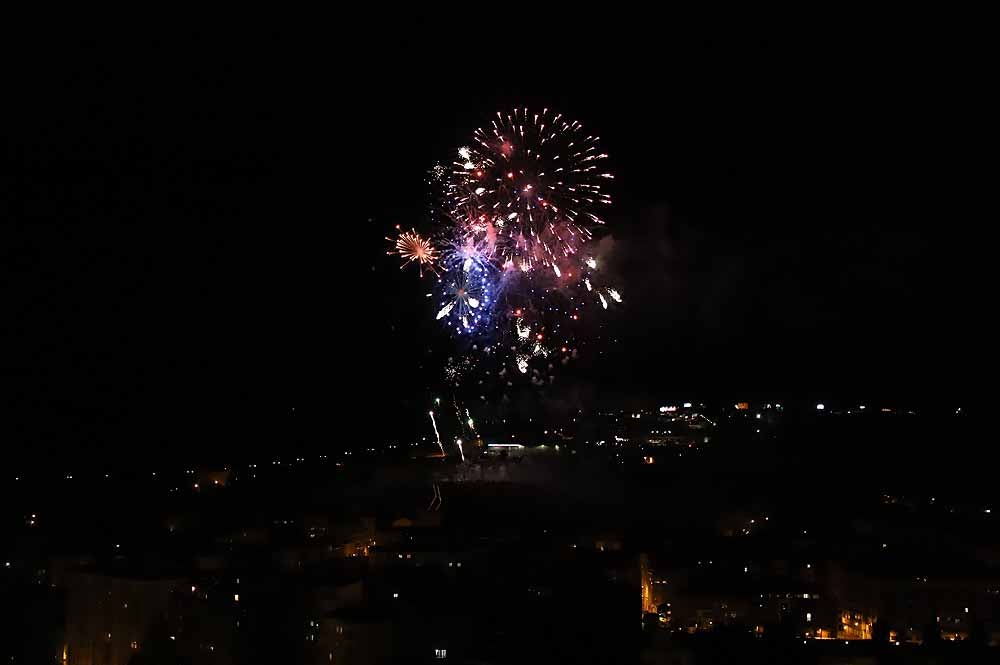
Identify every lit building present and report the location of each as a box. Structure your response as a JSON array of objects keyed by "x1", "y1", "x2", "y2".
[
  {"x1": 63, "y1": 571, "x2": 180, "y2": 665},
  {"x1": 194, "y1": 468, "x2": 230, "y2": 488},
  {"x1": 837, "y1": 610, "x2": 874, "y2": 640},
  {"x1": 641, "y1": 554, "x2": 656, "y2": 615},
  {"x1": 321, "y1": 609, "x2": 394, "y2": 665}
]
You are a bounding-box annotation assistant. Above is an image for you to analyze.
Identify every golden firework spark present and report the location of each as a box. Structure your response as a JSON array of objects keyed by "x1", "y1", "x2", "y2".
[{"x1": 387, "y1": 227, "x2": 439, "y2": 276}]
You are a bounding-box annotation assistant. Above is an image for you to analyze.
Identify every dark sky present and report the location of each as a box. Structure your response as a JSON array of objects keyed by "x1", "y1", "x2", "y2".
[{"x1": 1, "y1": 29, "x2": 980, "y2": 460}]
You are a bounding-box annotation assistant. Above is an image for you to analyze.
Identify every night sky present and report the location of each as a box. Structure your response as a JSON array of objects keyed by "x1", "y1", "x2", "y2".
[{"x1": 1, "y1": 30, "x2": 977, "y2": 461}]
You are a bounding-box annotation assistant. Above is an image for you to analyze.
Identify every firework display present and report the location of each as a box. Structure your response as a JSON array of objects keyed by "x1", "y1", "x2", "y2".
[{"x1": 389, "y1": 107, "x2": 620, "y2": 382}]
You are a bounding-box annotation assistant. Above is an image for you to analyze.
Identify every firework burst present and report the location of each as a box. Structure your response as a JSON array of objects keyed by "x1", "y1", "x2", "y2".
[
  {"x1": 434, "y1": 254, "x2": 495, "y2": 334},
  {"x1": 387, "y1": 227, "x2": 439, "y2": 276},
  {"x1": 447, "y1": 108, "x2": 611, "y2": 276},
  {"x1": 397, "y1": 108, "x2": 621, "y2": 383}
]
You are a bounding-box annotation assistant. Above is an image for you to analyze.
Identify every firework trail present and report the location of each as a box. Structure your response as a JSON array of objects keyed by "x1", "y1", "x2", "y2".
[
  {"x1": 465, "y1": 408, "x2": 479, "y2": 439},
  {"x1": 452, "y1": 397, "x2": 469, "y2": 438},
  {"x1": 455, "y1": 437, "x2": 465, "y2": 463},
  {"x1": 428, "y1": 410, "x2": 444, "y2": 455},
  {"x1": 427, "y1": 483, "x2": 442, "y2": 511}
]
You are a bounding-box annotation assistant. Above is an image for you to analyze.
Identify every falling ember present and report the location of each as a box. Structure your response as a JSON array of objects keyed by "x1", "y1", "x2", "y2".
[
  {"x1": 608, "y1": 288, "x2": 622, "y2": 302},
  {"x1": 584, "y1": 278, "x2": 592, "y2": 291},
  {"x1": 455, "y1": 438, "x2": 465, "y2": 463},
  {"x1": 599, "y1": 293, "x2": 608, "y2": 309},
  {"x1": 586, "y1": 257, "x2": 597, "y2": 269},
  {"x1": 552, "y1": 264, "x2": 561, "y2": 277}
]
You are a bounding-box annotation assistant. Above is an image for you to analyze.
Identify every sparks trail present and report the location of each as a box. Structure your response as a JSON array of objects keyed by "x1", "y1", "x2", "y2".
[
  {"x1": 428, "y1": 410, "x2": 444, "y2": 455},
  {"x1": 465, "y1": 408, "x2": 478, "y2": 439}
]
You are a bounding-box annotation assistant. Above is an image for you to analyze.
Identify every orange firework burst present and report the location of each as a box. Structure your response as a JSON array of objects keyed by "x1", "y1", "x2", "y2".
[{"x1": 387, "y1": 227, "x2": 439, "y2": 276}]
